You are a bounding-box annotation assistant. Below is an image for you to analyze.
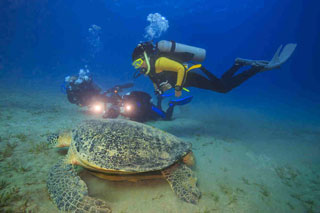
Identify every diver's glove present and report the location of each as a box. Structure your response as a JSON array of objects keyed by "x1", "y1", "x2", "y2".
[{"x1": 154, "y1": 89, "x2": 163, "y2": 96}]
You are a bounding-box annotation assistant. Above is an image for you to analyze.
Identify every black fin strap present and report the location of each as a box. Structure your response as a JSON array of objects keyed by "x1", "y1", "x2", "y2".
[{"x1": 170, "y1": 40, "x2": 176, "y2": 53}]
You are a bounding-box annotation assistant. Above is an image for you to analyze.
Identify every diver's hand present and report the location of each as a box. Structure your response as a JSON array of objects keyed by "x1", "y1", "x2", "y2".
[
  {"x1": 154, "y1": 89, "x2": 163, "y2": 96},
  {"x1": 175, "y1": 90, "x2": 182, "y2": 97}
]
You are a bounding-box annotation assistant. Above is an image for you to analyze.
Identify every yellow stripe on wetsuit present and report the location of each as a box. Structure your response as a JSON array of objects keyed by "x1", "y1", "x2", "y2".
[{"x1": 155, "y1": 57, "x2": 187, "y2": 87}]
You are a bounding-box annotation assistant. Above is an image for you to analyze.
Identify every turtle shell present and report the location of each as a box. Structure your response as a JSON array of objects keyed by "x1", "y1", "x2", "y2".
[{"x1": 70, "y1": 119, "x2": 191, "y2": 173}]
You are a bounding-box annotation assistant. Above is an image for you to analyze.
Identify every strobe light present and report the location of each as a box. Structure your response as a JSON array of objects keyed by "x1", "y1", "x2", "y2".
[
  {"x1": 89, "y1": 102, "x2": 105, "y2": 114},
  {"x1": 125, "y1": 104, "x2": 132, "y2": 111}
]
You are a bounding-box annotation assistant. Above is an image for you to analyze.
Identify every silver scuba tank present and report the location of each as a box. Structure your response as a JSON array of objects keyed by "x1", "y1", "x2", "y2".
[{"x1": 156, "y1": 40, "x2": 206, "y2": 62}]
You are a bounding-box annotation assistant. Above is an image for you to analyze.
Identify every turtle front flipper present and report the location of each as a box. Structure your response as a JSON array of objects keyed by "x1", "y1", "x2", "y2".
[
  {"x1": 162, "y1": 163, "x2": 201, "y2": 204},
  {"x1": 47, "y1": 160, "x2": 111, "y2": 213}
]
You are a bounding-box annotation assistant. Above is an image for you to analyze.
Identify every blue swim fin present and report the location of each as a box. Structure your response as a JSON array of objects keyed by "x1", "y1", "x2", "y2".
[
  {"x1": 161, "y1": 93, "x2": 175, "y2": 98},
  {"x1": 169, "y1": 96, "x2": 193, "y2": 106}
]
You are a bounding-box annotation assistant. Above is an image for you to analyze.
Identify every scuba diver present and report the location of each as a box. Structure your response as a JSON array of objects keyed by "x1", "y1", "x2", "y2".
[
  {"x1": 64, "y1": 68, "x2": 192, "y2": 121},
  {"x1": 121, "y1": 91, "x2": 193, "y2": 122},
  {"x1": 131, "y1": 40, "x2": 297, "y2": 97},
  {"x1": 65, "y1": 67, "x2": 104, "y2": 107},
  {"x1": 65, "y1": 68, "x2": 130, "y2": 118}
]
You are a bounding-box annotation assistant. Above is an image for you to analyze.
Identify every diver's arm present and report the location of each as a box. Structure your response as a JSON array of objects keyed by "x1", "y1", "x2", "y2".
[
  {"x1": 155, "y1": 57, "x2": 186, "y2": 88},
  {"x1": 152, "y1": 82, "x2": 164, "y2": 96},
  {"x1": 152, "y1": 83, "x2": 158, "y2": 91}
]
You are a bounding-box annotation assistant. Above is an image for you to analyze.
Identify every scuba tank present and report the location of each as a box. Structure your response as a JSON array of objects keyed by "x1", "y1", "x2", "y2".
[{"x1": 156, "y1": 40, "x2": 206, "y2": 62}]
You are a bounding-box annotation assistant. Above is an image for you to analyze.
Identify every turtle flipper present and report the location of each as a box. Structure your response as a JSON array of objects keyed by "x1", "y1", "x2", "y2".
[
  {"x1": 162, "y1": 163, "x2": 201, "y2": 204},
  {"x1": 47, "y1": 160, "x2": 111, "y2": 213}
]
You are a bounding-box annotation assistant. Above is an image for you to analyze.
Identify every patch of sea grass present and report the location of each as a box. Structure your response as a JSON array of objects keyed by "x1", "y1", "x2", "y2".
[
  {"x1": 211, "y1": 193, "x2": 220, "y2": 203},
  {"x1": 0, "y1": 136, "x2": 8, "y2": 143},
  {"x1": 18, "y1": 197, "x2": 38, "y2": 213},
  {"x1": 291, "y1": 193, "x2": 316, "y2": 213},
  {"x1": 287, "y1": 202, "x2": 295, "y2": 210},
  {"x1": 3, "y1": 161, "x2": 31, "y2": 173},
  {"x1": 253, "y1": 183, "x2": 270, "y2": 199},
  {"x1": 14, "y1": 163, "x2": 31, "y2": 173},
  {"x1": 203, "y1": 191, "x2": 220, "y2": 202},
  {"x1": 218, "y1": 183, "x2": 238, "y2": 205},
  {"x1": 241, "y1": 177, "x2": 250, "y2": 185},
  {"x1": 29, "y1": 105, "x2": 61, "y2": 116},
  {"x1": 0, "y1": 186, "x2": 21, "y2": 208},
  {"x1": 0, "y1": 179, "x2": 10, "y2": 191},
  {"x1": 304, "y1": 199, "x2": 316, "y2": 212},
  {"x1": 0, "y1": 142, "x2": 17, "y2": 159},
  {"x1": 274, "y1": 165, "x2": 300, "y2": 187},
  {"x1": 28, "y1": 141, "x2": 50, "y2": 154},
  {"x1": 151, "y1": 193, "x2": 164, "y2": 201},
  {"x1": 14, "y1": 133, "x2": 28, "y2": 142},
  {"x1": 236, "y1": 187, "x2": 245, "y2": 194},
  {"x1": 220, "y1": 167, "x2": 228, "y2": 172},
  {"x1": 196, "y1": 207, "x2": 218, "y2": 213},
  {"x1": 290, "y1": 193, "x2": 302, "y2": 201}
]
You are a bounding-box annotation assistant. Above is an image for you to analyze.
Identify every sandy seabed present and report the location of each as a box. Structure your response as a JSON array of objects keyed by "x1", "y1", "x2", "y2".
[{"x1": 0, "y1": 86, "x2": 319, "y2": 213}]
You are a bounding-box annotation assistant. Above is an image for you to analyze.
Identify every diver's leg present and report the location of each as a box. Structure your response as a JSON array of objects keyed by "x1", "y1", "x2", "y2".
[
  {"x1": 151, "y1": 105, "x2": 167, "y2": 120},
  {"x1": 201, "y1": 64, "x2": 259, "y2": 90},
  {"x1": 165, "y1": 96, "x2": 193, "y2": 120},
  {"x1": 186, "y1": 67, "x2": 259, "y2": 93},
  {"x1": 156, "y1": 94, "x2": 163, "y2": 110},
  {"x1": 220, "y1": 67, "x2": 260, "y2": 91},
  {"x1": 184, "y1": 72, "x2": 227, "y2": 93},
  {"x1": 164, "y1": 103, "x2": 175, "y2": 120},
  {"x1": 200, "y1": 64, "x2": 241, "y2": 80},
  {"x1": 220, "y1": 64, "x2": 242, "y2": 79}
]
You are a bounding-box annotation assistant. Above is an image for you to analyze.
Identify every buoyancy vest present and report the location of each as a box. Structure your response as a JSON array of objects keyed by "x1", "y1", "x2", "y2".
[{"x1": 147, "y1": 53, "x2": 187, "y2": 91}]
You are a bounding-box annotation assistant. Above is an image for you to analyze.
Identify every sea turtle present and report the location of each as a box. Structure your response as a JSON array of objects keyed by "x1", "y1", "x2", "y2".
[{"x1": 47, "y1": 119, "x2": 200, "y2": 212}]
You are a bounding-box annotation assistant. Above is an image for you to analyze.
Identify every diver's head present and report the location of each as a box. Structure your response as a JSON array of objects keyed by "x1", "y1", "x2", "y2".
[
  {"x1": 132, "y1": 42, "x2": 154, "y2": 78},
  {"x1": 132, "y1": 41, "x2": 154, "y2": 61},
  {"x1": 132, "y1": 55, "x2": 148, "y2": 78}
]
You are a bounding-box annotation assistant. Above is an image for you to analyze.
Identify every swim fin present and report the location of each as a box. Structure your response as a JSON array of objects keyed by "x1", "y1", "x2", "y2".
[
  {"x1": 169, "y1": 96, "x2": 193, "y2": 106},
  {"x1": 161, "y1": 93, "x2": 175, "y2": 98},
  {"x1": 235, "y1": 43, "x2": 297, "y2": 71}
]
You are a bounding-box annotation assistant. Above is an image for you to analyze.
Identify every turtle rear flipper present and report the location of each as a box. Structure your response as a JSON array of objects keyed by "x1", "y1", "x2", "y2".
[
  {"x1": 162, "y1": 163, "x2": 201, "y2": 204},
  {"x1": 47, "y1": 160, "x2": 111, "y2": 213}
]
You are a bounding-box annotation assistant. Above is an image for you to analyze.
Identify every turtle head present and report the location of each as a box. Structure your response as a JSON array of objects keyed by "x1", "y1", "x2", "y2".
[
  {"x1": 47, "y1": 133, "x2": 59, "y2": 147},
  {"x1": 47, "y1": 131, "x2": 72, "y2": 148}
]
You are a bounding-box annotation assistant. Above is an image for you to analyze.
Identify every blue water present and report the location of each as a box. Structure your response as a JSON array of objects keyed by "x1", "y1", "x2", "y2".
[
  {"x1": 0, "y1": 0, "x2": 319, "y2": 212},
  {"x1": 1, "y1": 0, "x2": 320, "y2": 115}
]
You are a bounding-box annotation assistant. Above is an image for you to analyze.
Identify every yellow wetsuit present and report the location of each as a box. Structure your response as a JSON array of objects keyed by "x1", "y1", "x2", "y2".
[{"x1": 154, "y1": 57, "x2": 186, "y2": 88}]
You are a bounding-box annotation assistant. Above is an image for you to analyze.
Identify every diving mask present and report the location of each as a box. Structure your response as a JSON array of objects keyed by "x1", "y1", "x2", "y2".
[{"x1": 132, "y1": 58, "x2": 144, "y2": 69}]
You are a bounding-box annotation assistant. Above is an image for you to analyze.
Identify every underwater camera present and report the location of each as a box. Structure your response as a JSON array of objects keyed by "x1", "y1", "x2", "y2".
[{"x1": 101, "y1": 83, "x2": 134, "y2": 119}]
